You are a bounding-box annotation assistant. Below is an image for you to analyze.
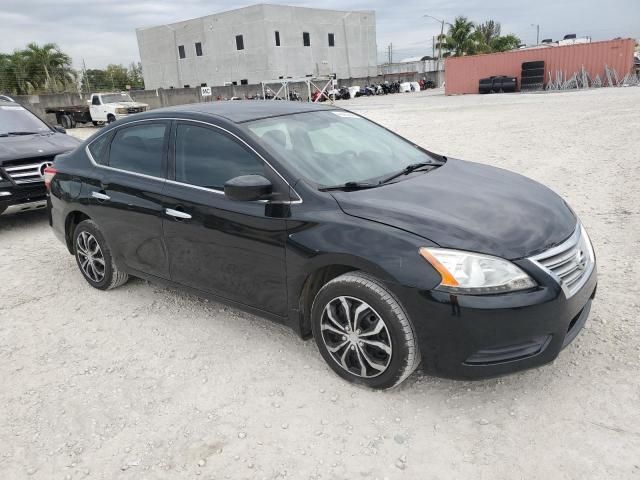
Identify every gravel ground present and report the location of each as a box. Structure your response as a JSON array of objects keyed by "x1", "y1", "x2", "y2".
[{"x1": 1, "y1": 87, "x2": 639, "y2": 480}]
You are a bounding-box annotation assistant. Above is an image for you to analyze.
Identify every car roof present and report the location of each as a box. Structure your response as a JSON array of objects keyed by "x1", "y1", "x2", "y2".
[{"x1": 153, "y1": 100, "x2": 337, "y2": 123}]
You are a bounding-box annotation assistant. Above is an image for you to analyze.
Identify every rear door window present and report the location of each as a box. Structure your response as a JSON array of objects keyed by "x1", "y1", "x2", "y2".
[{"x1": 108, "y1": 122, "x2": 168, "y2": 177}]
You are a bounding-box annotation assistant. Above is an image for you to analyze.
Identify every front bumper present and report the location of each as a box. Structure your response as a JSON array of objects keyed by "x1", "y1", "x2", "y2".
[
  {"x1": 0, "y1": 185, "x2": 47, "y2": 215},
  {"x1": 392, "y1": 263, "x2": 597, "y2": 379}
]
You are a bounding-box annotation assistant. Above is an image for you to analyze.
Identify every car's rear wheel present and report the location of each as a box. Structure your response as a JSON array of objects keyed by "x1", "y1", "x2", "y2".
[
  {"x1": 73, "y1": 220, "x2": 128, "y2": 290},
  {"x1": 311, "y1": 272, "x2": 420, "y2": 389}
]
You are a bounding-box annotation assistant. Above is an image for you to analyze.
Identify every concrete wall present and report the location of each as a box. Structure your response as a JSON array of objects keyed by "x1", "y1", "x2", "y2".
[
  {"x1": 15, "y1": 70, "x2": 425, "y2": 126},
  {"x1": 136, "y1": 4, "x2": 377, "y2": 89}
]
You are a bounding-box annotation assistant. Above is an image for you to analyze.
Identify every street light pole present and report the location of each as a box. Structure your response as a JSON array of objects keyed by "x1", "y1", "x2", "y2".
[
  {"x1": 424, "y1": 14, "x2": 446, "y2": 87},
  {"x1": 424, "y1": 14, "x2": 445, "y2": 65}
]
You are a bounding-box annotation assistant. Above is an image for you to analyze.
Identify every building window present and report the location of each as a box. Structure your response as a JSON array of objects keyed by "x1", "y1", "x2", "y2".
[
  {"x1": 195, "y1": 42, "x2": 203, "y2": 56},
  {"x1": 303, "y1": 32, "x2": 310, "y2": 47},
  {"x1": 275, "y1": 31, "x2": 280, "y2": 47},
  {"x1": 200, "y1": 83, "x2": 207, "y2": 87},
  {"x1": 236, "y1": 35, "x2": 244, "y2": 51},
  {"x1": 178, "y1": 45, "x2": 186, "y2": 59},
  {"x1": 328, "y1": 33, "x2": 335, "y2": 47},
  {"x1": 184, "y1": 85, "x2": 190, "y2": 88},
  {"x1": 232, "y1": 81, "x2": 238, "y2": 86},
  {"x1": 240, "y1": 79, "x2": 248, "y2": 85}
]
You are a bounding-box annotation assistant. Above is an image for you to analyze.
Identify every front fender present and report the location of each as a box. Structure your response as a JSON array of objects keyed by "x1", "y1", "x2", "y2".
[{"x1": 285, "y1": 212, "x2": 443, "y2": 334}]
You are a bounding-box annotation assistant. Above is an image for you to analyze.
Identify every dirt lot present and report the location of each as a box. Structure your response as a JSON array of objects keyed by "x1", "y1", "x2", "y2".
[{"x1": 1, "y1": 87, "x2": 639, "y2": 480}]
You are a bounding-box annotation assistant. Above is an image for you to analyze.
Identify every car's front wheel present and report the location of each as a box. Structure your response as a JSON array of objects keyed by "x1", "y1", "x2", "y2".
[
  {"x1": 311, "y1": 272, "x2": 421, "y2": 389},
  {"x1": 73, "y1": 220, "x2": 128, "y2": 290}
]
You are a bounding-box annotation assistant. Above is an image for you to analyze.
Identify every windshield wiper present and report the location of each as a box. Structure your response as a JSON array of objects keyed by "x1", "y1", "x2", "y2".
[
  {"x1": 319, "y1": 181, "x2": 380, "y2": 192},
  {"x1": 378, "y1": 162, "x2": 441, "y2": 185}
]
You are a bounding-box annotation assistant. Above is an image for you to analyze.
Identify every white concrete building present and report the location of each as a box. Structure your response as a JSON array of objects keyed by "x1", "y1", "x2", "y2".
[{"x1": 136, "y1": 4, "x2": 377, "y2": 89}]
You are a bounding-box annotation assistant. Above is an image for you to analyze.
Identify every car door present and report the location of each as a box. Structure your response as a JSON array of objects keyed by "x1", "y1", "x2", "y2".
[
  {"x1": 161, "y1": 120, "x2": 290, "y2": 316},
  {"x1": 85, "y1": 120, "x2": 170, "y2": 279},
  {"x1": 89, "y1": 95, "x2": 105, "y2": 122}
]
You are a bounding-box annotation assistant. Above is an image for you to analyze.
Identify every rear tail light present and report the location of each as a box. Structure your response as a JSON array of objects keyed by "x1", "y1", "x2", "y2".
[{"x1": 43, "y1": 166, "x2": 58, "y2": 190}]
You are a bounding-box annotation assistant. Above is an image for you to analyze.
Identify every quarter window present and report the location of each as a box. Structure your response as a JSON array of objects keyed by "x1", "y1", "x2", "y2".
[
  {"x1": 303, "y1": 32, "x2": 310, "y2": 47},
  {"x1": 178, "y1": 45, "x2": 186, "y2": 59},
  {"x1": 109, "y1": 123, "x2": 167, "y2": 177},
  {"x1": 174, "y1": 123, "x2": 265, "y2": 190},
  {"x1": 88, "y1": 132, "x2": 113, "y2": 165}
]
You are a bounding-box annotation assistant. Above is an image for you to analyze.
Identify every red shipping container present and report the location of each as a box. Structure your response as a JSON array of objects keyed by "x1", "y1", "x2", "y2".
[{"x1": 444, "y1": 38, "x2": 636, "y2": 95}]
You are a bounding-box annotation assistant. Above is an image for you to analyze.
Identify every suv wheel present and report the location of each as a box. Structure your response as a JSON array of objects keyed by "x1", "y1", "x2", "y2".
[
  {"x1": 73, "y1": 220, "x2": 128, "y2": 290},
  {"x1": 311, "y1": 272, "x2": 421, "y2": 389},
  {"x1": 107, "y1": 114, "x2": 116, "y2": 124}
]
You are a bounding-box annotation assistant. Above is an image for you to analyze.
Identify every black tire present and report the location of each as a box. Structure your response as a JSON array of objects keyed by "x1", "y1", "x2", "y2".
[
  {"x1": 60, "y1": 114, "x2": 72, "y2": 130},
  {"x1": 107, "y1": 114, "x2": 116, "y2": 124},
  {"x1": 92, "y1": 121, "x2": 99, "y2": 127},
  {"x1": 311, "y1": 272, "x2": 420, "y2": 389},
  {"x1": 73, "y1": 219, "x2": 128, "y2": 290}
]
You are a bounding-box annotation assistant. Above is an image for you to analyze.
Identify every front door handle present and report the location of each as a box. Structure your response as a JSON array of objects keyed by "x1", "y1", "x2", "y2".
[
  {"x1": 165, "y1": 208, "x2": 192, "y2": 220},
  {"x1": 91, "y1": 191, "x2": 110, "y2": 201}
]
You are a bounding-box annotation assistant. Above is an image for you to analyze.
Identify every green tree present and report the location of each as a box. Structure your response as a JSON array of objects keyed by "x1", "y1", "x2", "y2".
[
  {"x1": 490, "y1": 34, "x2": 522, "y2": 52},
  {"x1": 21, "y1": 42, "x2": 75, "y2": 92},
  {"x1": 445, "y1": 16, "x2": 477, "y2": 56},
  {"x1": 0, "y1": 52, "x2": 33, "y2": 95},
  {"x1": 127, "y1": 62, "x2": 144, "y2": 89},
  {"x1": 475, "y1": 20, "x2": 501, "y2": 53}
]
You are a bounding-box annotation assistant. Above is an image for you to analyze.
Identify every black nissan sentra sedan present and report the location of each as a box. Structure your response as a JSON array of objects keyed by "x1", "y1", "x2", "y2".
[{"x1": 46, "y1": 101, "x2": 596, "y2": 389}]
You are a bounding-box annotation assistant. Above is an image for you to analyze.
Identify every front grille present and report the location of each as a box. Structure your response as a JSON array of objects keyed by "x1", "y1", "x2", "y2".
[
  {"x1": 530, "y1": 224, "x2": 595, "y2": 299},
  {"x1": 127, "y1": 107, "x2": 144, "y2": 114},
  {"x1": 1, "y1": 157, "x2": 54, "y2": 185}
]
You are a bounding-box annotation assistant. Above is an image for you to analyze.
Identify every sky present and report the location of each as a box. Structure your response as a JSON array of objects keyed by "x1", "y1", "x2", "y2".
[{"x1": 1, "y1": 0, "x2": 638, "y2": 69}]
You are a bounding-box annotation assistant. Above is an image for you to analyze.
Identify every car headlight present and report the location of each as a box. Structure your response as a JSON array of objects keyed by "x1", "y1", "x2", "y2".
[
  {"x1": 116, "y1": 107, "x2": 127, "y2": 114},
  {"x1": 419, "y1": 247, "x2": 537, "y2": 295}
]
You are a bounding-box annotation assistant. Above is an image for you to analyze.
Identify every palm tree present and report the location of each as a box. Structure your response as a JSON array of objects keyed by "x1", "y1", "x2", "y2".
[
  {"x1": 445, "y1": 16, "x2": 477, "y2": 56},
  {"x1": 0, "y1": 51, "x2": 34, "y2": 95},
  {"x1": 22, "y1": 43, "x2": 75, "y2": 93}
]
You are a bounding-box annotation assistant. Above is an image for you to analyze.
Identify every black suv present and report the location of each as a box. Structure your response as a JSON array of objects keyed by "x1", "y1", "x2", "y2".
[{"x1": 0, "y1": 99, "x2": 79, "y2": 216}]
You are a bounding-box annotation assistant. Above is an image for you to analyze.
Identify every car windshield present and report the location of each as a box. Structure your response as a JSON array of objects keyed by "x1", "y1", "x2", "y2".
[
  {"x1": 245, "y1": 110, "x2": 437, "y2": 188},
  {"x1": 0, "y1": 105, "x2": 50, "y2": 135},
  {"x1": 101, "y1": 93, "x2": 134, "y2": 104}
]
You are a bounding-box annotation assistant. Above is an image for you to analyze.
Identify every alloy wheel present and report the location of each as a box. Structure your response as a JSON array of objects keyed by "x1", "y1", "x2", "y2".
[
  {"x1": 320, "y1": 296, "x2": 392, "y2": 378},
  {"x1": 76, "y1": 231, "x2": 106, "y2": 283}
]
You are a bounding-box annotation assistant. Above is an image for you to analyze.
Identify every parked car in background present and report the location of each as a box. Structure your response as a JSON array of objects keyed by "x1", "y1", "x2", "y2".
[
  {"x1": 0, "y1": 98, "x2": 79, "y2": 216},
  {"x1": 46, "y1": 92, "x2": 149, "y2": 129},
  {"x1": 46, "y1": 101, "x2": 596, "y2": 389}
]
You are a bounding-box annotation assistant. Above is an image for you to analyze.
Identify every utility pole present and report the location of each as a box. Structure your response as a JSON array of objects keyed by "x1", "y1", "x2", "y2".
[
  {"x1": 388, "y1": 43, "x2": 393, "y2": 64},
  {"x1": 531, "y1": 24, "x2": 540, "y2": 44}
]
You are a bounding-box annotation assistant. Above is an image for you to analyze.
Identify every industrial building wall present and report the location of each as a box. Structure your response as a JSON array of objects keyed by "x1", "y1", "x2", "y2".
[
  {"x1": 136, "y1": 5, "x2": 377, "y2": 89},
  {"x1": 444, "y1": 39, "x2": 636, "y2": 95}
]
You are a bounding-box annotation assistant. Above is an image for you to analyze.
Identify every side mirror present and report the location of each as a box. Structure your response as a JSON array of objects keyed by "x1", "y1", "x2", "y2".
[
  {"x1": 54, "y1": 125, "x2": 66, "y2": 134},
  {"x1": 224, "y1": 175, "x2": 272, "y2": 201}
]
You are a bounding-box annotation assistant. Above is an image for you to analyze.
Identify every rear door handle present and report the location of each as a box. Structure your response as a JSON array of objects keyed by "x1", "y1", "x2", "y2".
[
  {"x1": 165, "y1": 208, "x2": 192, "y2": 220},
  {"x1": 91, "y1": 191, "x2": 110, "y2": 201}
]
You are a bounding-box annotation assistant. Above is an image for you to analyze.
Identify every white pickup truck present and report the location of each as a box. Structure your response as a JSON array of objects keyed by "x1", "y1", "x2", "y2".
[{"x1": 46, "y1": 92, "x2": 149, "y2": 128}]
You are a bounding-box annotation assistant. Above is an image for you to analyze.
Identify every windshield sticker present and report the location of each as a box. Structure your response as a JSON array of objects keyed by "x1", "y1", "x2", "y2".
[
  {"x1": 0, "y1": 106, "x2": 25, "y2": 111},
  {"x1": 332, "y1": 111, "x2": 358, "y2": 118}
]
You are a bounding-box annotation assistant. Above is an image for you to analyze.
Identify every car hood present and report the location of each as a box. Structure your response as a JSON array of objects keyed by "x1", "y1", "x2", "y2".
[
  {"x1": 0, "y1": 133, "x2": 80, "y2": 164},
  {"x1": 332, "y1": 159, "x2": 576, "y2": 260}
]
